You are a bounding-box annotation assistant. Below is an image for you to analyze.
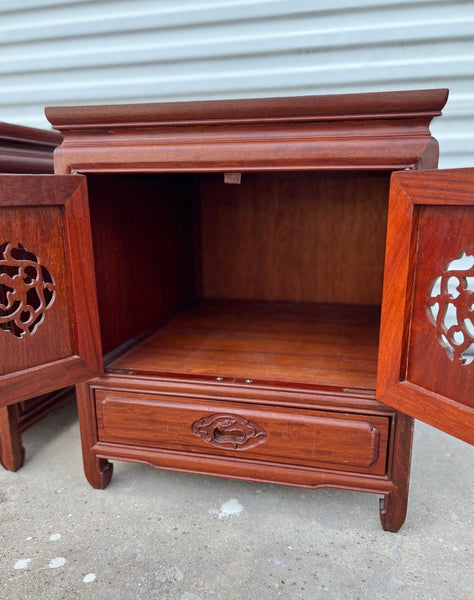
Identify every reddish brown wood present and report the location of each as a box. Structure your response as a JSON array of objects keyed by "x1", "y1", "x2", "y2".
[
  {"x1": 109, "y1": 300, "x2": 380, "y2": 390},
  {"x1": 86, "y1": 174, "x2": 195, "y2": 355},
  {"x1": 199, "y1": 172, "x2": 389, "y2": 305},
  {"x1": 14, "y1": 387, "x2": 74, "y2": 432},
  {"x1": 0, "y1": 404, "x2": 24, "y2": 470},
  {"x1": 40, "y1": 89, "x2": 451, "y2": 531},
  {"x1": 0, "y1": 389, "x2": 74, "y2": 471},
  {"x1": 0, "y1": 175, "x2": 102, "y2": 408},
  {"x1": 95, "y1": 390, "x2": 389, "y2": 474},
  {"x1": 84, "y1": 371, "x2": 399, "y2": 481},
  {"x1": 0, "y1": 125, "x2": 70, "y2": 471},
  {"x1": 379, "y1": 412, "x2": 414, "y2": 532},
  {"x1": 45, "y1": 89, "x2": 448, "y2": 128},
  {"x1": 0, "y1": 122, "x2": 61, "y2": 174},
  {"x1": 46, "y1": 89, "x2": 447, "y2": 174},
  {"x1": 377, "y1": 168, "x2": 474, "y2": 444},
  {"x1": 76, "y1": 381, "x2": 113, "y2": 489}
]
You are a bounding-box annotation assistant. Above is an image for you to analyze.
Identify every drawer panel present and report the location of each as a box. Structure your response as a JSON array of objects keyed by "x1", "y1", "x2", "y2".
[{"x1": 95, "y1": 391, "x2": 389, "y2": 475}]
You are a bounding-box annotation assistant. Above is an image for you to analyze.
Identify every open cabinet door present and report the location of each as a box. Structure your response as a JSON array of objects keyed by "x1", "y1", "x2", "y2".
[
  {"x1": 0, "y1": 175, "x2": 102, "y2": 409},
  {"x1": 377, "y1": 168, "x2": 473, "y2": 444}
]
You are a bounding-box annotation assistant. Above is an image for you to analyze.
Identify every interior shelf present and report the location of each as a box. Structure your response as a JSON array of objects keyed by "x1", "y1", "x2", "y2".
[{"x1": 106, "y1": 300, "x2": 380, "y2": 392}]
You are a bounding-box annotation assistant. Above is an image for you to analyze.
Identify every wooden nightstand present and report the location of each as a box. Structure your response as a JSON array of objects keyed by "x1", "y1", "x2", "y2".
[
  {"x1": 0, "y1": 122, "x2": 69, "y2": 472},
  {"x1": 0, "y1": 90, "x2": 472, "y2": 530}
]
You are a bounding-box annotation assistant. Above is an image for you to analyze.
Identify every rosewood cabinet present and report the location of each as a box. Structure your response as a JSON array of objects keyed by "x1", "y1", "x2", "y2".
[
  {"x1": 0, "y1": 90, "x2": 472, "y2": 531},
  {"x1": 0, "y1": 122, "x2": 72, "y2": 472}
]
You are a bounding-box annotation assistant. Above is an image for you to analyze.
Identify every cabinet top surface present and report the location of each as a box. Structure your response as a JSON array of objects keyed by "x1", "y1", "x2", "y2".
[
  {"x1": 46, "y1": 88, "x2": 448, "y2": 130},
  {"x1": 45, "y1": 89, "x2": 448, "y2": 173},
  {"x1": 0, "y1": 121, "x2": 61, "y2": 146}
]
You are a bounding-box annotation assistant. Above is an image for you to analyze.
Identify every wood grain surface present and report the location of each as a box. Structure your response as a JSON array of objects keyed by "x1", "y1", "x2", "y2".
[
  {"x1": 200, "y1": 172, "x2": 389, "y2": 305},
  {"x1": 109, "y1": 300, "x2": 380, "y2": 390}
]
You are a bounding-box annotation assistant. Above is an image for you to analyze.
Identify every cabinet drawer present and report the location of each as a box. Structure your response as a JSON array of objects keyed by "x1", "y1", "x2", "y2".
[{"x1": 95, "y1": 391, "x2": 389, "y2": 475}]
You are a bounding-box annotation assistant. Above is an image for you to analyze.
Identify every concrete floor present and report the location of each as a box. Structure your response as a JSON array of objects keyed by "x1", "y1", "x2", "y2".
[{"x1": 0, "y1": 400, "x2": 472, "y2": 600}]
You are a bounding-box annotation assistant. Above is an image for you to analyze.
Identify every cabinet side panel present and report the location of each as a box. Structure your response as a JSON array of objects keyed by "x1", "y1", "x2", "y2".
[{"x1": 86, "y1": 174, "x2": 195, "y2": 355}]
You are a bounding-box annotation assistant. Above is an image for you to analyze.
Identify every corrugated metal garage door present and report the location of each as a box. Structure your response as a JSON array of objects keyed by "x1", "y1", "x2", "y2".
[{"x1": 0, "y1": 0, "x2": 472, "y2": 167}]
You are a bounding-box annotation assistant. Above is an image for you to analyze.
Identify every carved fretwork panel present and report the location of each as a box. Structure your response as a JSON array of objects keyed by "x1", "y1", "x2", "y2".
[
  {"x1": 0, "y1": 206, "x2": 74, "y2": 378},
  {"x1": 426, "y1": 251, "x2": 474, "y2": 366},
  {"x1": 378, "y1": 168, "x2": 474, "y2": 445},
  {"x1": 407, "y1": 205, "x2": 473, "y2": 407},
  {"x1": 0, "y1": 242, "x2": 56, "y2": 339},
  {"x1": 0, "y1": 175, "x2": 102, "y2": 409}
]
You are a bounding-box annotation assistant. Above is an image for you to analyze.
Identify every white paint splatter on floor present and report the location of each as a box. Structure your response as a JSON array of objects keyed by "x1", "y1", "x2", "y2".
[
  {"x1": 10, "y1": 555, "x2": 68, "y2": 581},
  {"x1": 49, "y1": 557, "x2": 67, "y2": 569},
  {"x1": 49, "y1": 533, "x2": 61, "y2": 541},
  {"x1": 267, "y1": 554, "x2": 282, "y2": 565},
  {"x1": 83, "y1": 573, "x2": 96, "y2": 583},
  {"x1": 217, "y1": 498, "x2": 244, "y2": 518},
  {"x1": 13, "y1": 558, "x2": 31, "y2": 570}
]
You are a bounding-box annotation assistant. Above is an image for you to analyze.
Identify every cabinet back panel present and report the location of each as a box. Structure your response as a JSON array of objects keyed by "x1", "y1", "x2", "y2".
[
  {"x1": 199, "y1": 173, "x2": 389, "y2": 305},
  {"x1": 86, "y1": 175, "x2": 195, "y2": 355}
]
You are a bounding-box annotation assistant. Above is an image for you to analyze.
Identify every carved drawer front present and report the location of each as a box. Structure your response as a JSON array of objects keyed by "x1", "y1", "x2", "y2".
[{"x1": 95, "y1": 391, "x2": 389, "y2": 475}]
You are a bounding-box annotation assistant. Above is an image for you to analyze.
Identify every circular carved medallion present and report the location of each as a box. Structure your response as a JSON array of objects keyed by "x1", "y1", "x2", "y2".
[
  {"x1": 0, "y1": 242, "x2": 56, "y2": 339},
  {"x1": 426, "y1": 251, "x2": 474, "y2": 365}
]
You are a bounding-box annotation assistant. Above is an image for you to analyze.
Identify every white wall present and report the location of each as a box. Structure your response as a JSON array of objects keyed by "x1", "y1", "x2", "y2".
[{"x1": 0, "y1": 0, "x2": 473, "y2": 167}]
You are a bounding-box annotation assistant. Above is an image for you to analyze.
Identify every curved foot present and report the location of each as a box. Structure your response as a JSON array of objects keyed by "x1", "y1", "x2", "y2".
[
  {"x1": 379, "y1": 492, "x2": 407, "y2": 533},
  {"x1": 76, "y1": 382, "x2": 114, "y2": 489},
  {"x1": 84, "y1": 456, "x2": 114, "y2": 489}
]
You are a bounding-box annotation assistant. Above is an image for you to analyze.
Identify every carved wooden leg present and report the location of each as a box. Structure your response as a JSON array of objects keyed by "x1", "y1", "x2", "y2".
[
  {"x1": 75, "y1": 381, "x2": 113, "y2": 489},
  {"x1": 379, "y1": 412, "x2": 414, "y2": 532},
  {"x1": 0, "y1": 405, "x2": 25, "y2": 471},
  {"x1": 83, "y1": 454, "x2": 114, "y2": 490},
  {"x1": 379, "y1": 491, "x2": 408, "y2": 533}
]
